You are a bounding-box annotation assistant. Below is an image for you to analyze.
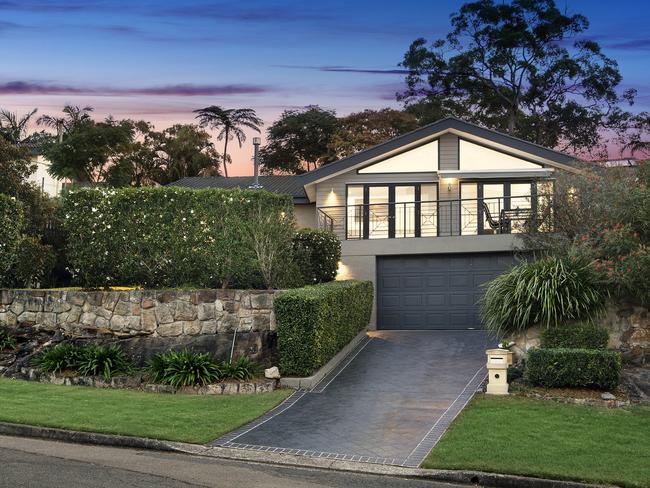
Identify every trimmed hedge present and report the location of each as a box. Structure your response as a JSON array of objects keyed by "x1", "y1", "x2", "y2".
[
  {"x1": 0, "y1": 194, "x2": 23, "y2": 282},
  {"x1": 292, "y1": 228, "x2": 341, "y2": 284},
  {"x1": 61, "y1": 187, "x2": 295, "y2": 289},
  {"x1": 540, "y1": 324, "x2": 609, "y2": 350},
  {"x1": 525, "y1": 348, "x2": 621, "y2": 390},
  {"x1": 275, "y1": 280, "x2": 373, "y2": 376}
]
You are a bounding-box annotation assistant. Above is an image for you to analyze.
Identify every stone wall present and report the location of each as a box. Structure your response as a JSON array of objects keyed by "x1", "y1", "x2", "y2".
[
  {"x1": 510, "y1": 302, "x2": 650, "y2": 365},
  {"x1": 0, "y1": 289, "x2": 277, "y2": 366}
]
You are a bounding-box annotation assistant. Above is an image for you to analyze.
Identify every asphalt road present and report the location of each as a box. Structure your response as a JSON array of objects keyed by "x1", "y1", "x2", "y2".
[{"x1": 0, "y1": 435, "x2": 466, "y2": 488}]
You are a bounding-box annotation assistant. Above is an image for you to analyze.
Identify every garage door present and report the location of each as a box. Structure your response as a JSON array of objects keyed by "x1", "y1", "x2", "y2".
[{"x1": 377, "y1": 253, "x2": 517, "y2": 330}]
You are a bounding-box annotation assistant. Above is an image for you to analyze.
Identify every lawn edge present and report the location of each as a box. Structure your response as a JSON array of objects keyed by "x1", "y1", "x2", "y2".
[{"x1": 0, "y1": 421, "x2": 617, "y2": 488}]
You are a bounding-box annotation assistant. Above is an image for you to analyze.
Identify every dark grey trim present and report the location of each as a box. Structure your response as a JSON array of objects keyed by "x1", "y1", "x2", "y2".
[{"x1": 302, "y1": 117, "x2": 576, "y2": 185}]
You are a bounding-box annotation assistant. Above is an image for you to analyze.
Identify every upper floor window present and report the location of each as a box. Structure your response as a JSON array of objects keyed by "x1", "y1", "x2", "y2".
[
  {"x1": 358, "y1": 140, "x2": 438, "y2": 173},
  {"x1": 459, "y1": 140, "x2": 542, "y2": 171}
]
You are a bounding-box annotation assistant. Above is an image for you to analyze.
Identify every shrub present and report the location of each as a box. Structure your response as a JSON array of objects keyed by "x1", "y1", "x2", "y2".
[
  {"x1": 0, "y1": 328, "x2": 17, "y2": 351},
  {"x1": 480, "y1": 256, "x2": 607, "y2": 336},
  {"x1": 0, "y1": 194, "x2": 23, "y2": 282},
  {"x1": 76, "y1": 345, "x2": 131, "y2": 380},
  {"x1": 34, "y1": 343, "x2": 84, "y2": 373},
  {"x1": 61, "y1": 187, "x2": 294, "y2": 289},
  {"x1": 292, "y1": 229, "x2": 341, "y2": 284},
  {"x1": 3, "y1": 235, "x2": 56, "y2": 288},
  {"x1": 525, "y1": 348, "x2": 621, "y2": 390},
  {"x1": 148, "y1": 350, "x2": 222, "y2": 387},
  {"x1": 540, "y1": 324, "x2": 609, "y2": 349},
  {"x1": 221, "y1": 356, "x2": 260, "y2": 381},
  {"x1": 275, "y1": 280, "x2": 373, "y2": 376}
]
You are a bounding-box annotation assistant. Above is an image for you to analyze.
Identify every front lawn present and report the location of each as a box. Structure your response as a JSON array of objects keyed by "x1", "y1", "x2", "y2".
[
  {"x1": 423, "y1": 396, "x2": 650, "y2": 488},
  {"x1": 0, "y1": 378, "x2": 291, "y2": 444}
]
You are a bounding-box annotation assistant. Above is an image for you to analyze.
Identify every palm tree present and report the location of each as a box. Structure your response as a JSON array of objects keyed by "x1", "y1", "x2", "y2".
[
  {"x1": 0, "y1": 108, "x2": 38, "y2": 144},
  {"x1": 193, "y1": 106, "x2": 262, "y2": 177},
  {"x1": 37, "y1": 105, "x2": 94, "y2": 142}
]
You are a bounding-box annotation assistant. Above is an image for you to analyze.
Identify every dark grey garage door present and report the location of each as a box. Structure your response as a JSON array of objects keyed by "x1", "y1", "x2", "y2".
[{"x1": 377, "y1": 253, "x2": 517, "y2": 330}]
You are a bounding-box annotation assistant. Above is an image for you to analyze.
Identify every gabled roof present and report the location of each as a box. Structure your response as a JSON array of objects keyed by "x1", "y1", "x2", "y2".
[
  {"x1": 169, "y1": 175, "x2": 309, "y2": 204},
  {"x1": 300, "y1": 116, "x2": 578, "y2": 185}
]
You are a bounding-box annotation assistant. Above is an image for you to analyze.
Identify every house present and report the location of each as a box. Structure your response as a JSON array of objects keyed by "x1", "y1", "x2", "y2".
[{"x1": 172, "y1": 117, "x2": 579, "y2": 330}]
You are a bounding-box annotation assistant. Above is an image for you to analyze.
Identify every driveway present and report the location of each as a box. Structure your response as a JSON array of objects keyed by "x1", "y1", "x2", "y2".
[{"x1": 213, "y1": 330, "x2": 492, "y2": 467}]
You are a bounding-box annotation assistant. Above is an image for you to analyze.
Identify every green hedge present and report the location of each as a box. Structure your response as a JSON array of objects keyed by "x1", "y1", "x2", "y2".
[
  {"x1": 525, "y1": 348, "x2": 621, "y2": 390},
  {"x1": 275, "y1": 280, "x2": 373, "y2": 376},
  {"x1": 540, "y1": 324, "x2": 609, "y2": 349},
  {"x1": 0, "y1": 194, "x2": 23, "y2": 281},
  {"x1": 61, "y1": 187, "x2": 295, "y2": 289},
  {"x1": 292, "y1": 228, "x2": 341, "y2": 284}
]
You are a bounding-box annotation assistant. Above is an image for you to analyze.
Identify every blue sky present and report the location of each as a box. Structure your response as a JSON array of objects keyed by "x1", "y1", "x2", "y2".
[{"x1": 1, "y1": 0, "x2": 649, "y2": 173}]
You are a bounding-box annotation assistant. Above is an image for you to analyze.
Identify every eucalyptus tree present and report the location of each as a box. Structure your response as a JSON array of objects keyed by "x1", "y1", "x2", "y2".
[{"x1": 193, "y1": 106, "x2": 263, "y2": 177}]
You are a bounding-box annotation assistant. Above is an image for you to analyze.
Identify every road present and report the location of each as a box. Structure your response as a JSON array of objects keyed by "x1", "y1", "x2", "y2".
[{"x1": 0, "y1": 435, "x2": 466, "y2": 488}]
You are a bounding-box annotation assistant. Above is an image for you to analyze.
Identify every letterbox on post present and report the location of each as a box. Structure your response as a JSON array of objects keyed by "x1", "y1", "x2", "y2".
[{"x1": 485, "y1": 348, "x2": 513, "y2": 395}]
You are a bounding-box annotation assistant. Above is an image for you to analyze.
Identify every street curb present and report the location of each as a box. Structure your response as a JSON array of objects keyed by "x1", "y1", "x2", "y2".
[{"x1": 0, "y1": 421, "x2": 615, "y2": 488}]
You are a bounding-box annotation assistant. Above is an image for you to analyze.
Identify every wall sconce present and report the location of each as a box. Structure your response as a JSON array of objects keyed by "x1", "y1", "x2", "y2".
[{"x1": 443, "y1": 177, "x2": 457, "y2": 192}]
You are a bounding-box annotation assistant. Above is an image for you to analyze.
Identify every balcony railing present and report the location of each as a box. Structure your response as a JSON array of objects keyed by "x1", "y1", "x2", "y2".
[{"x1": 317, "y1": 195, "x2": 553, "y2": 240}]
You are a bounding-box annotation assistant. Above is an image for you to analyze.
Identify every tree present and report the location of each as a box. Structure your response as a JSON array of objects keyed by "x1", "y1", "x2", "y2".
[
  {"x1": 260, "y1": 106, "x2": 338, "y2": 174},
  {"x1": 44, "y1": 117, "x2": 135, "y2": 183},
  {"x1": 399, "y1": 0, "x2": 634, "y2": 155},
  {"x1": 193, "y1": 106, "x2": 262, "y2": 177},
  {"x1": 37, "y1": 104, "x2": 94, "y2": 142},
  {"x1": 328, "y1": 108, "x2": 419, "y2": 159},
  {"x1": 0, "y1": 108, "x2": 38, "y2": 145}
]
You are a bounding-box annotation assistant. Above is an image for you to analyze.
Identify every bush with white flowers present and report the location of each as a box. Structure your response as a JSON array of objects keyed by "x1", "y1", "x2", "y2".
[
  {"x1": 62, "y1": 187, "x2": 295, "y2": 289},
  {"x1": 0, "y1": 194, "x2": 23, "y2": 281}
]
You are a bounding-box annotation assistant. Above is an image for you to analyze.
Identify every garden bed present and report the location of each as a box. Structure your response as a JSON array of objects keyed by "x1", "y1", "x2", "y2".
[{"x1": 16, "y1": 366, "x2": 278, "y2": 395}]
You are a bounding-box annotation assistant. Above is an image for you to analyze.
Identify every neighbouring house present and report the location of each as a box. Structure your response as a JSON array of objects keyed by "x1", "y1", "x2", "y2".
[
  {"x1": 172, "y1": 117, "x2": 579, "y2": 330},
  {"x1": 26, "y1": 151, "x2": 71, "y2": 197}
]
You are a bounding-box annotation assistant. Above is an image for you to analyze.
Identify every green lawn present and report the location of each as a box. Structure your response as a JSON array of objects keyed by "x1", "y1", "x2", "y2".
[
  {"x1": 0, "y1": 378, "x2": 291, "y2": 444},
  {"x1": 423, "y1": 396, "x2": 650, "y2": 488}
]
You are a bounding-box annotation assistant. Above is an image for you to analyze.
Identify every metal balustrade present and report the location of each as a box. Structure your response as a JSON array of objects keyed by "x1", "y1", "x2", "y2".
[{"x1": 317, "y1": 195, "x2": 553, "y2": 240}]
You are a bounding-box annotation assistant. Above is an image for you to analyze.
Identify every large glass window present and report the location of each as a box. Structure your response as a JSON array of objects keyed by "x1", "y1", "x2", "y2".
[
  {"x1": 420, "y1": 184, "x2": 438, "y2": 237},
  {"x1": 460, "y1": 183, "x2": 478, "y2": 235},
  {"x1": 346, "y1": 186, "x2": 364, "y2": 239},
  {"x1": 482, "y1": 184, "x2": 505, "y2": 234},
  {"x1": 395, "y1": 186, "x2": 416, "y2": 238},
  {"x1": 368, "y1": 186, "x2": 389, "y2": 239},
  {"x1": 509, "y1": 183, "x2": 533, "y2": 233}
]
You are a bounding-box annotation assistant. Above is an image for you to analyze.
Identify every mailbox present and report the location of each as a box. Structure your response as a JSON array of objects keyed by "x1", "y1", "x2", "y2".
[{"x1": 485, "y1": 348, "x2": 513, "y2": 395}]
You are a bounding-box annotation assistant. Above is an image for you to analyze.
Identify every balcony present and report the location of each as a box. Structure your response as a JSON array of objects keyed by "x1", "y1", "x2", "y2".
[{"x1": 317, "y1": 195, "x2": 553, "y2": 240}]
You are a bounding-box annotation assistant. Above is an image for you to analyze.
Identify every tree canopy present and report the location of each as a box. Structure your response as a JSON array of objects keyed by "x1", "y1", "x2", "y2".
[
  {"x1": 399, "y1": 0, "x2": 635, "y2": 156},
  {"x1": 260, "y1": 106, "x2": 338, "y2": 174}
]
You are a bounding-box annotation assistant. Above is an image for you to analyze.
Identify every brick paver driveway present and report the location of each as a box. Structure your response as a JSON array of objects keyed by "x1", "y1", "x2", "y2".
[{"x1": 212, "y1": 330, "x2": 492, "y2": 467}]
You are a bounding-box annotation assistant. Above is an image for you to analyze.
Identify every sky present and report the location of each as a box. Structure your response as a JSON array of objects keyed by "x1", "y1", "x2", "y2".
[{"x1": 1, "y1": 0, "x2": 649, "y2": 174}]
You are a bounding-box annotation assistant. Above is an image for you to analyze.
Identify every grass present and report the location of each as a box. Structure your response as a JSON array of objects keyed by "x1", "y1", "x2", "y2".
[
  {"x1": 423, "y1": 395, "x2": 650, "y2": 488},
  {"x1": 0, "y1": 378, "x2": 291, "y2": 444}
]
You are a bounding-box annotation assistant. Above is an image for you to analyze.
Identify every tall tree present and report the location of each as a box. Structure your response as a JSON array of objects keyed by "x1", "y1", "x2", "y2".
[
  {"x1": 193, "y1": 106, "x2": 262, "y2": 177},
  {"x1": 37, "y1": 104, "x2": 94, "y2": 142},
  {"x1": 260, "y1": 106, "x2": 338, "y2": 174},
  {"x1": 0, "y1": 108, "x2": 38, "y2": 145},
  {"x1": 399, "y1": 0, "x2": 634, "y2": 155},
  {"x1": 329, "y1": 108, "x2": 419, "y2": 159}
]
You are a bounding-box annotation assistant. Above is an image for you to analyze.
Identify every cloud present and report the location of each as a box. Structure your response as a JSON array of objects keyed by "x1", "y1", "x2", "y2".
[
  {"x1": 606, "y1": 38, "x2": 650, "y2": 51},
  {"x1": 0, "y1": 81, "x2": 271, "y2": 96},
  {"x1": 275, "y1": 65, "x2": 410, "y2": 75},
  {"x1": 0, "y1": 0, "x2": 92, "y2": 12},
  {"x1": 157, "y1": 2, "x2": 330, "y2": 23}
]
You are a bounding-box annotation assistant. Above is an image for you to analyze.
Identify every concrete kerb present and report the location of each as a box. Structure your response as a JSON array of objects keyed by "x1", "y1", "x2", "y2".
[
  {"x1": 0, "y1": 421, "x2": 615, "y2": 488},
  {"x1": 279, "y1": 328, "x2": 369, "y2": 390}
]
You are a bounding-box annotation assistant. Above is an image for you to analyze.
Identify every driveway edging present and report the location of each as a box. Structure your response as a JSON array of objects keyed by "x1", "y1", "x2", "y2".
[{"x1": 0, "y1": 421, "x2": 615, "y2": 488}]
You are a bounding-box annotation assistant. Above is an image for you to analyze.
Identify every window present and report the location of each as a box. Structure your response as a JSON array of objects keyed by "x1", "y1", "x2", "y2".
[
  {"x1": 459, "y1": 140, "x2": 542, "y2": 171},
  {"x1": 346, "y1": 186, "x2": 364, "y2": 239},
  {"x1": 460, "y1": 183, "x2": 478, "y2": 235},
  {"x1": 395, "y1": 186, "x2": 416, "y2": 238},
  {"x1": 420, "y1": 184, "x2": 438, "y2": 237},
  {"x1": 358, "y1": 140, "x2": 438, "y2": 173},
  {"x1": 368, "y1": 187, "x2": 389, "y2": 239}
]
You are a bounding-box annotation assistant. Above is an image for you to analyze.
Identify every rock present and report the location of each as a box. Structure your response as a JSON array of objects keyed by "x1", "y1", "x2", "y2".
[
  {"x1": 157, "y1": 322, "x2": 184, "y2": 337},
  {"x1": 197, "y1": 303, "x2": 215, "y2": 321},
  {"x1": 601, "y1": 392, "x2": 616, "y2": 400},
  {"x1": 264, "y1": 366, "x2": 281, "y2": 379},
  {"x1": 154, "y1": 303, "x2": 174, "y2": 324},
  {"x1": 174, "y1": 301, "x2": 197, "y2": 321}
]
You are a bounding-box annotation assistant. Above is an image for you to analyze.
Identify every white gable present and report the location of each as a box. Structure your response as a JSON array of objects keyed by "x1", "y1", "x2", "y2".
[
  {"x1": 358, "y1": 140, "x2": 438, "y2": 173},
  {"x1": 459, "y1": 139, "x2": 541, "y2": 170}
]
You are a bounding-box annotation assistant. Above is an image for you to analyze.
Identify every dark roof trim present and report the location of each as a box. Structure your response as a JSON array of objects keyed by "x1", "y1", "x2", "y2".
[{"x1": 300, "y1": 117, "x2": 577, "y2": 185}]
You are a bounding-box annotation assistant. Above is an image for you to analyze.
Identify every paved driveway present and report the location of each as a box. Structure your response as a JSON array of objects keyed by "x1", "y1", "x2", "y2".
[{"x1": 213, "y1": 330, "x2": 492, "y2": 467}]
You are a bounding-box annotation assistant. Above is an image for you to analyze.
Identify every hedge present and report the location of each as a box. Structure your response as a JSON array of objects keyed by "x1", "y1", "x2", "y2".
[
  {"x1": 525, "y1": 348, "x2": 621, "y2": 390},
  {"x1": 292, "y1": 228, "x2": 341, "y2": 284},
  {"x1": 540, "y1": 323, "x2": 609, "y2": 350},
  {"x1": 275, "y1": 280, "x2": 373, "y2": 376},
  {"x1": 0, "y1": 194, "x2": 23, "y2": 282},
  {"x1": 61, "y1": 187, "x2": 295, "y2": 289}
]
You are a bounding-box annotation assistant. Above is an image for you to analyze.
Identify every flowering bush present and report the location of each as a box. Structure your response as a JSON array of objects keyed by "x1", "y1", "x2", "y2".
[
  {"x1": 0, "y1": 194, "x2": 23, "y2": 281},
  {"x1": 292, "y1": 228, "x2": 341, "y2": 284},
  {"x1": 61, "y1": 187, "x2": 295, "y2": 289}
]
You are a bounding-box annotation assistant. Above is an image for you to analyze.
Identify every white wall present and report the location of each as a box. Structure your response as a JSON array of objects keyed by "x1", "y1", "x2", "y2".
[{"x1": 26, "y1": 156, "x2": 69, "y2": 196}]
